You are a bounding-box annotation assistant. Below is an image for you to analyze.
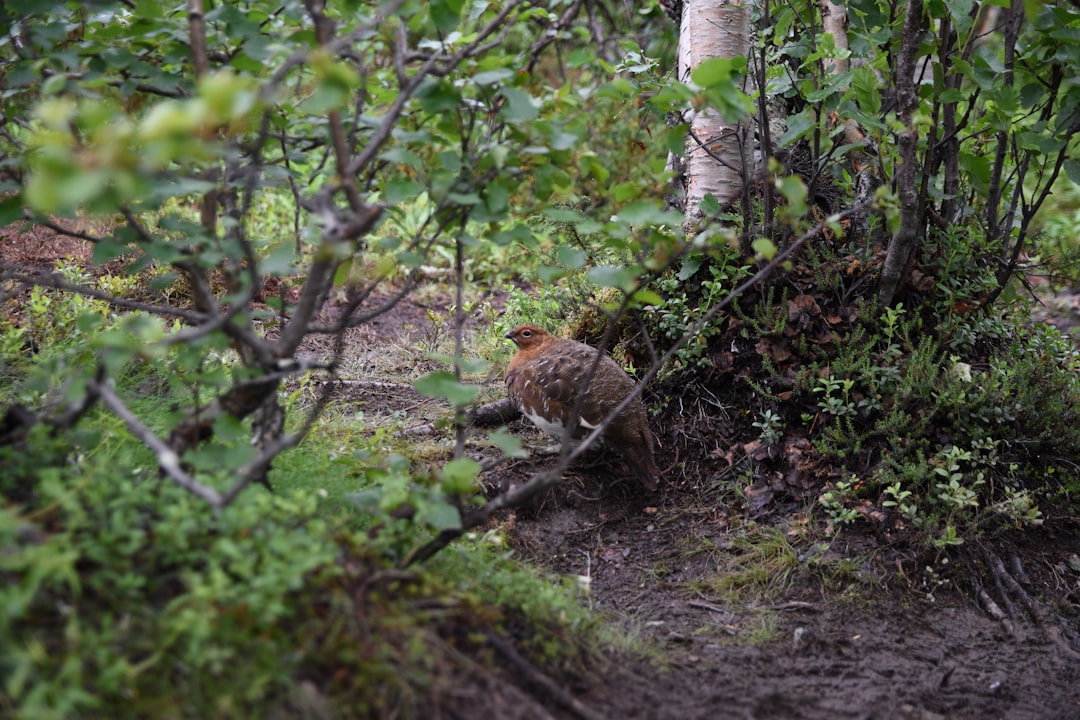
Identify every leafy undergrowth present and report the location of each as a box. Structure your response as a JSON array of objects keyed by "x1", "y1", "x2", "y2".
[
  {"x1": 640, "y1": 238, "x2": 1080, "y2": 553},
  {"x1": 4, "y1": 229, "x2": 1080, "y2": 718},
  {"x1": 0, "y1": 421, "x2": 605, "y2": 719}
]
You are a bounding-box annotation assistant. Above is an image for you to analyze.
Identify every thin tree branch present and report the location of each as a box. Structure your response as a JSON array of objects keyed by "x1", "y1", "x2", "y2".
[
  {"x1": 2, "y1": 269, "x2": 205, "y2": 322},
  {"x1": 91, "y1": 376, "x2": 224, "y2": 507}
]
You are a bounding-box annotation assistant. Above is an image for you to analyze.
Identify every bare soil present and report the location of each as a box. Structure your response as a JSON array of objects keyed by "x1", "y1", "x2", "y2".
[
  {"x1": 338, "y1": 281, "x2": 1080, "y2": 718},
  {"x1": 495, "y1": 460, "x2": 1080, "y2": 720},
  {"x1": 4, "y1": 232, "x2": 1080, "y2": 720}
]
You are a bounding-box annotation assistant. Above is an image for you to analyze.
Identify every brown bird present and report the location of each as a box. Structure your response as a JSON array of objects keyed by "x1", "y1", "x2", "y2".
[{"x1": 504, "y1": 323, "x2": 660, "y2": 490}]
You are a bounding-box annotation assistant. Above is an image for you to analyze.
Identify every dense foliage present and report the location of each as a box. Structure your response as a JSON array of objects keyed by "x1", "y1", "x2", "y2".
[{"x1": 2, "y1": 0, "x2": 1080, "y2": 716}]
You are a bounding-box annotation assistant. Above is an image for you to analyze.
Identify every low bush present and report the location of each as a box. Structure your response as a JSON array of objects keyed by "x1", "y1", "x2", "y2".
[{"x1": 0, "y1": 419, "x2": 603, "y2": 718}]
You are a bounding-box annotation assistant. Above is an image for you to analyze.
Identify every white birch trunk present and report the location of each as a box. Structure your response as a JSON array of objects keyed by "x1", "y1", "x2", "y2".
[
  {"x1": 678, "y1": 0, "x2": 751, "y2": 217},
  {"x1": 817, "y1": 0, "x2": 849, "y2": 76}
]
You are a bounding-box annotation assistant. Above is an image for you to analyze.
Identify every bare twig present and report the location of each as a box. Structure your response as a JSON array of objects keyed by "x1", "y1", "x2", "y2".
[
  {"x1": 90, "y1": 377, "x2": 224, "y2": 507},
  {"x1": 3, "y1": 269, "x2": 205, "y2": 322},
  {"x1": 484, "y1": 632, "x2": 608, "y2": 720}
]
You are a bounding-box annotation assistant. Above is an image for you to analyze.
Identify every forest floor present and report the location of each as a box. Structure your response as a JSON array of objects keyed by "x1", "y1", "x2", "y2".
[
  {"x1": 328, "y1": 267, "x2": 1080, "y2": 720},
  {"x1": 280, "y1": 275, "x2": 1080, "y2": 720},
  {"x1": 4, "y1": 230, "x2": 1080, "y2": 719}
]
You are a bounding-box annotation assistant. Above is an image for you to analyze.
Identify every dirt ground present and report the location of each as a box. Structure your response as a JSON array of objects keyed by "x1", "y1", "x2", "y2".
[
  {"x1": 335, "y1": 285, "x2": 1080, "y2": 720},
  {"x1": 495, "y1": 463, "x2": 1080, "y2": 720},
  {"x1": 324, "y1": 282, "x2": 1080, "y2": 720},
  {"x1": 4, "y1": 233, "x2": 1080, "y2": 720}
]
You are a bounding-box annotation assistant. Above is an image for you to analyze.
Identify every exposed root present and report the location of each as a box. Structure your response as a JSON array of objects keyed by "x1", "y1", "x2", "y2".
[
  {"x1": 485, "y1": 632, "x2": 607, "y2": 720},
  {"x1": 398, "y1": 398, "x2": 520, "y2": 437},
  {"x1": 469, "y1": 398, "x2": 521, "y2": 426},
  {"x1": 434, "y1": 635, "x2": 561, "y2": 720},
  {"x1": 972, "y1": 547, "x2": 1080, "y2": 661}
]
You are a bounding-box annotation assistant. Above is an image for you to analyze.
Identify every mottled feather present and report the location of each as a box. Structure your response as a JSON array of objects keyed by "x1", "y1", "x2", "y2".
[{"x1": 504, "y1": 323, "x2": 660, "y2": 490}]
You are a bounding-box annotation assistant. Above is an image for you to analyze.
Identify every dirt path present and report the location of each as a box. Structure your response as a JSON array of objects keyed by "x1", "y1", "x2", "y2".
[{"x1": 495, "y1": 460, "x2": 1080, "y2": 720}]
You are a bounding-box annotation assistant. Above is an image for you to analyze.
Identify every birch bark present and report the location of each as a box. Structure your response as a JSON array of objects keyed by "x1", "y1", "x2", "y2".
[{"x1": 678, "y1": 0, "x2": 751, "y2": 217}]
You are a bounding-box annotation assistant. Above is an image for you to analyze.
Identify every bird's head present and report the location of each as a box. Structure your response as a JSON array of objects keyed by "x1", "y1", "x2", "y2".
[{"x1": 504, "y1": 323, "x2": 550, "y2": 350}]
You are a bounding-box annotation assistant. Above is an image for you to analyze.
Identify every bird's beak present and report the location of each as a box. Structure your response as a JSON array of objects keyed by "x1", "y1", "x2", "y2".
[{"x1": 504, "y1": 331, "x2": 514, "y2": 341}]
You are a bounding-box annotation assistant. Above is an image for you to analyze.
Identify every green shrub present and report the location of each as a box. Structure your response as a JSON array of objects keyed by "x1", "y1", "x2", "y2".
[
  {"x1": 1, "y1": 425, "x2": 339, "y2": 718},
  {"x1": 1, "y1": 414, "x2": 604, "y2": 719},
  {"x1": 812, "y1": 306, "x2": 1079, "y2": 544},
  {"x1": 645, "y1": 247, "x2": 751, "y2": 373}
]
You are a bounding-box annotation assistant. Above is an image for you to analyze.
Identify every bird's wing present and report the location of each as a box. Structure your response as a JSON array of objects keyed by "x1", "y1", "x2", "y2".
[{"x1": 536, "y1": 346, "x2": 635, "y2": 430}]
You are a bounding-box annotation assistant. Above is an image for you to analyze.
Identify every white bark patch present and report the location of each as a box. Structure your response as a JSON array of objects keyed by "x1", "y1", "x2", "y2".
[{"x1": 679, "y1": 0, "x2": 751, "y2": 214}]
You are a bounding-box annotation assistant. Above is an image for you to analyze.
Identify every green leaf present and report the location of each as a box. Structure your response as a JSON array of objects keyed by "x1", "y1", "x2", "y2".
[
  {"x1": 939, "y1": 0, "x2": 973, "y2": 33},
  {"x1": 1065, "y1": 160, "x2": 1080, "y2": 186},
  {"x1": 937, "y1": 89, "x2": 964, "y2": 103},
  {"x1": 631, "y1": 289, "x2": 664, "y2": 307},
  {"x1": 441, "y1": 457, "x2": 481, "y2": 494},
  {"x1": 691, "y1": 57, "x2": 738, "y2": 88},
  {"x1": 678, "y1": 255, "x2": 702, "y2": 281},
  {"x1": 415, "y1": 371, "x2": 479, "y2": 406},
  {"x1": 380, "y1": 147, "x2": 424, "y2": 169},
  {"x1": 665, "y1": 124, "x2": 689, "y2": 155},
  {"x1": 473, "y1": 69, "x2": 513, "y2": 86},
  {"x1": 611, "y1": 182, "x2": 640, "y2": 203},
  {"x1": 851, "y1": 65, "x2": 882, "y2": 117},
  {"x1": 213, "y1": 414, "x2": 249, "y2": 443},
  {"x1": 778, "y1": 110, "x2": 817, "y2": 148},
  {"x1": 556, "y1": 244, "x2": 587, "y2": 269},
  {"x1": 0, "y1": 195, "x2": 23, "y2": 225},
  {"x1": 481, "y1": 182, "x2": 510, "y2": 217},
  {"x1": 588, "y1": 265, "x2": 638, "y2": 289},
  {"x1": 42, "y1": 73, "x2": 67, "y2": 96},
  {"x1": 775, "y1": 174, "x2": 807, "y2": 214},
  {"x1": 490, "y1": 224, "x2": 535, "y2": 247},
  {"x1": 133, "y1": 0, "x2": 164, "y2": 19},
  {"x1": 384, "y1": 179, "x2": 423, "y2": 204},
  {"x1": 1049, "y1": 27, "x2": 1080, "y2": 42},
  {"x1": 261, "y1": 244, "x2": 299, "y2": 276},
  {"x1": 536, "y1": 265, "x2": 565, "y2": 283},
  {"x1": 959, "y1": 151, "x2": 991, "y2": 194},
  {"x1": 430, "y1": 0, "x2": 464, "y2": 31},
  {"x1": 333, "y1": 258, "x2": 353, "y2": 286},
  {"x1": 416, "y1": 77, "x2": 462, "y2": 114},
  {"x1": 418, "y1": 501, "x2": 462, "y2": 531},
  {"x1": 500, "y1": 87, "x2": 539, "y2": 122},
  {"x1": 614, "y1": 199, "x2": 666, "y2": 226},
  {"x1": 489, "y1": 429, "x2": 528, "y2": 458},
  {"x1": 543, "y1": 206, "x2": 584, "y2": 223},
  {"x1": 448, "y1": 191, "x2": 481, "y2": 205},
  {"x1": 699, "y1": 193, "x2": 721, "y2": 217},
  {"x1": 752, "y1": 237, "x2": 778, "y2": 260},
  {"x1": 1020, "y1": 82, "x2": 1045, "y2": 109}
]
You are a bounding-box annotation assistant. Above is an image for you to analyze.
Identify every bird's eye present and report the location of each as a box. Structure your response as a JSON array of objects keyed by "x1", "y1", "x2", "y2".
[{"x1": 521, "y1": 330, "x2": 532, "y2": 338}]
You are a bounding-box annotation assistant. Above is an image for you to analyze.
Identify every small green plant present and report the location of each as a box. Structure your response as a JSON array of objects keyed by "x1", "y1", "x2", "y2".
[
  {"x1": 813, "y1": 375, "x2": 856, "y2": 417},
  {"x1": 932, "y1": 523, "x2": 965, "y2": 548},
  {"x1": 646, "y1": 248, "x2": 750, "y2": 372},
  {"x1": 752, "y1": 409, "x2": 783, "y2": 446},
  {"x1": 881, "y1": 480, "x2": 917, "y2": 522},
  {"x1": 0, "y1": 319, "x2": 27, "y2": 371},
  {"x1": 500, "y1": 280, "x2": 582, "y2": 333},
  {"x1": 819, "y1": 475, "x2": 860, "y2": 528},
  {"x1": 21, "y1": 262, "x2": 110, "y2": 351},
  {"x1": 932, "y1": 444, "x2": 984, "y2": 512}
]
